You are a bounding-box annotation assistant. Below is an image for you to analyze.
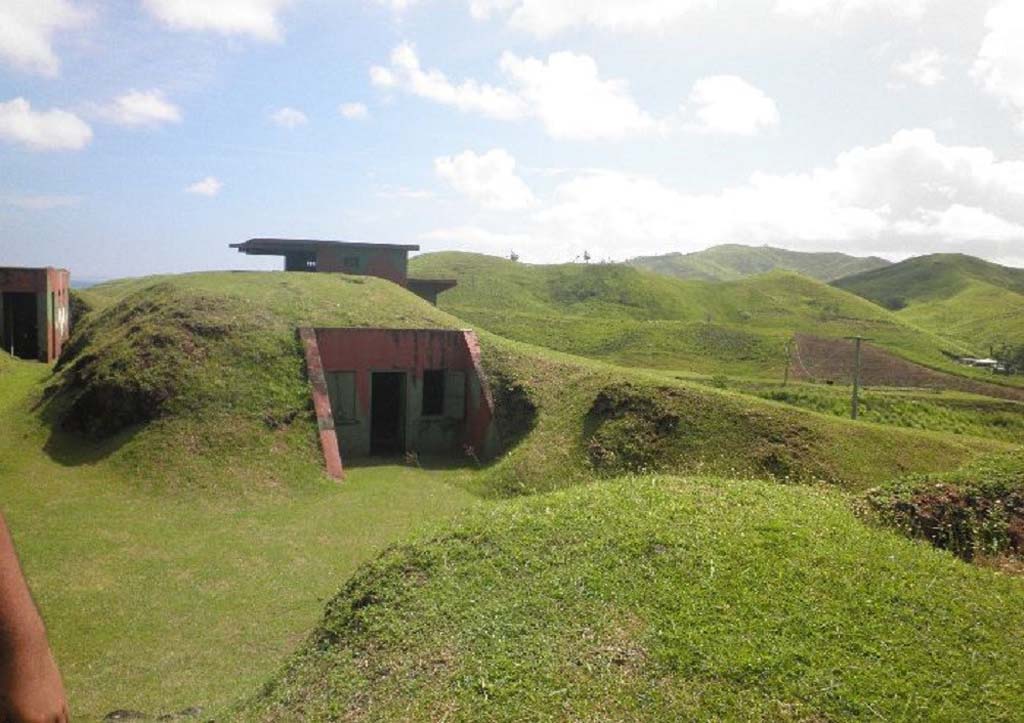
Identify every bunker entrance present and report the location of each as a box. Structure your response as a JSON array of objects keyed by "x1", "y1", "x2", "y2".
[
  {"x1": 2, "y1": 292, "x2": 39, "y2": 360},
  {"x1": 371, "y1": 372, "x2": 406, "y2": 456}
]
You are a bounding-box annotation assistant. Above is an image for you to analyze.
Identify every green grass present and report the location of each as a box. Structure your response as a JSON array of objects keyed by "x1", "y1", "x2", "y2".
[
  {"x1": 476, "y1": 334, "x2": 1008, "y2": 497},
  {"x1": 411, "y1": 251, "x2": 994, "y2": 381},
  {"x1": 628, "y1": 243, "x2": 891, "y2": 282},
  {"x1": 233, "y1": 475, "x2": 1024, "y2": 722},
  {"x1": 49, "y1": 271, "x2": 464, "y2": 489},
  {"x1": 0, "y1": 357, "x2": 481, "y2": 721},
  {"x1": 834, "y1": 253, "x2": 1024, "y2": 350},
  {"x1": 712, "y1": 378, "x2": 1024, "y2": 444}
]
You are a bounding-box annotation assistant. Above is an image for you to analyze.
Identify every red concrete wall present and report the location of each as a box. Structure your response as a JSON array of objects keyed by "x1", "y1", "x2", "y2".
[
  {"x1": 316, "y1": 329, "x2": 477, "y2": 415},
  {"x1": 0, "y1": 267, "x2": 70, "y2": 363},
  {"x1": 299, "y1": 328, "x2": 345, "y2": 480}
]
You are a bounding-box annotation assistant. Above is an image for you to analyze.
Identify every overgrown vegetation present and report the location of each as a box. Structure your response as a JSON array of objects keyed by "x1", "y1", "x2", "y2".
[
  {"x1": 233, "y1": 476, "x2": 1024, "y2": 722},
  {"x1": 863, "y1": 451, "x2": 1024, "y2": 562}
]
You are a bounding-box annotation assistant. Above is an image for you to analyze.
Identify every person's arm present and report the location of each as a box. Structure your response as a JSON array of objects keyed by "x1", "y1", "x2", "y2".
[{"x1": 0, "y1": 514, "x2": 68, "y2": 723}]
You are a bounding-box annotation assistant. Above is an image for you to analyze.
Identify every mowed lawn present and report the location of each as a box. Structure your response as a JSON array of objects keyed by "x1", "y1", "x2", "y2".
[{"x1": 0, "y1": 359, "x2": 481, "y2": 721}]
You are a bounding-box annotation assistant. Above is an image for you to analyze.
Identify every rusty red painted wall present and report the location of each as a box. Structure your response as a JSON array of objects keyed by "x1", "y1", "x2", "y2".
[
  {"x1": 316, "y1": 329, "x2": 474, "y2": 415},
  {"x1": 311, "y1": 328, "x2": 495, "y2": 460},
  {"x1": 0, "y1": 267, "x2": 70, "y2": 363},
  {"x1": 299, "y1": 328, "x2": 345, "y2": 480}
]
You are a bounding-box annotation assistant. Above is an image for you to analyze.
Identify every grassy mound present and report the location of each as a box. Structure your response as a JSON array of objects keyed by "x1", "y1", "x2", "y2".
[
  {"x1": 834, "y1": 253, "x2": 1024, "y2": 350},
  {"x1": 46, "y1": 269, "x2": 1005, "y2": 494},
  {"x1": 863, "y1": 450, "x2": 1024, "y2": 563},
  {"x1": 477, "y1": 336, "x2": 1007, "y2": 496},
  {"x1": 45, "y1": 272, "x2": 462, "y2": 488},
  {"x1": 628, "y1": 243, "x2": 890, "y2": 282},
  {"x1": 410, "y1": 252, "x2": 974, "y2": 378},
  {"x1": 233, "y1": 476, "x2": 1024, "y2": 721}
]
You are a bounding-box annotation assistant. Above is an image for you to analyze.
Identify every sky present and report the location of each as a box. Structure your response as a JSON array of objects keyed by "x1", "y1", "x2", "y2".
[{"x1": 1, "y1": 0, "x2": 1024, "y2": 279}]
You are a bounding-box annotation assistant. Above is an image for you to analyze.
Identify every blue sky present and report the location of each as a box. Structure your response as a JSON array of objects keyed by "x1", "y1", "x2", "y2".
[{"x1": 2, "y1": 0, "x2": 1024, "y2": 279}]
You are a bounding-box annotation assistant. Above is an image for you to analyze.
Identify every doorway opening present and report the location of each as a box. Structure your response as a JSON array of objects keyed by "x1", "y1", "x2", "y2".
[
  {"x1": 371, "y1": 372, "x2": 406, "y2": 455},
  {"x1": 2, "y1": 292, "x2": 39, "y2": 360}
]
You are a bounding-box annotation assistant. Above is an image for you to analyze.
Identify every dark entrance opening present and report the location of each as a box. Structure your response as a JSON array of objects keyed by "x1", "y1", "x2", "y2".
[
  {"x1": 371, "y1": 372, "x2": 406, "y2": 455},
  {"x1": 2, "y1": 292, "x2": 39, "y2": 360}
]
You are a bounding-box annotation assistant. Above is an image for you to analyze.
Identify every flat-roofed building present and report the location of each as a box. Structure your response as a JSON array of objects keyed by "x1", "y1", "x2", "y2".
[{"x1": 230, "y1": 238, "x2": 456, "y2": 304}]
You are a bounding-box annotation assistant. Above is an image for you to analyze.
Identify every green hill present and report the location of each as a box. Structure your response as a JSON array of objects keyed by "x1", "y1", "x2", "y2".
[
  {"x1": 51, "y1": 271, "x2": 464, "y2": 489},
  {"x1": 46, "y1": 268, "x2": 999, "y2": 495},
  {"x1": 410, "y1": 251, "x2": 975, "y2": 378},
  {"x1": 628, "y1": 244, "x2": 890, "y2": 282},
  {"x1": 233, "y1": 476, "x2": 1024, "y2": 722},
  {"x1": 834, "y1": 254, "x2": 1024, "y2": 351}
]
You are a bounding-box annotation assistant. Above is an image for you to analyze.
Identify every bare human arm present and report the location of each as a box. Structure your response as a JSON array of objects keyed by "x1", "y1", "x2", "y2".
[{"x1": 0, "y1": 513, "x2": 68, "y2": 723}]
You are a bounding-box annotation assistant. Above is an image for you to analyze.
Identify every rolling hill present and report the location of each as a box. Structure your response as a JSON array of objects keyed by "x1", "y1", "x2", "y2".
[
  {"x1": 833, "y1": 253, "x2": 1024, "y2": 351},
  {"x1": 410, "y1": 251, "x2": 979, "y2": 379},
  {"x1": 233, "y1": 475, "x2": 1024, "y2": 722},
  {"x1": 627, "y1": 244, "x2": 890, "y2": 282}
]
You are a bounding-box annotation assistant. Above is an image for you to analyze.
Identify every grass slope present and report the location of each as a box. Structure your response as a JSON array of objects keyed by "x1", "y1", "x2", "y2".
[
  {"x1": 627, "y1": 243, "x2": 891, "y2": 282},
  {"x1": 477, "y1": 336, "x2": 1007, "y2": 496},
  {"x1": 1, "y1": 345, "x2": 481, "y2": 721},
  {"x1": 234, "y1": 476, "x2": 1024, "y2": 722},
  {"x1": 50, "y1": 271, "x2": 463, "y2": 489},
  {"x1": 834, "y1": 253, "x2": 1024, "y2": 350},
  {"x1": 411, "y1": 251, "x2": 976, "y2": 378}
]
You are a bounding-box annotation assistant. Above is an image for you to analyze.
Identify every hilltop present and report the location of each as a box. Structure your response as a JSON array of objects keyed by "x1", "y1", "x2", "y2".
[
  {"x1": 627, "y1": 244, "x2": 890, "y2": 282},
  {"x1": 834, "y1": 253, "x2": 1024, "y2": 350},
  {"x1": 234, "y1": 476, "x2": 1024, "y2": 722},
  {"x1": 410, "y1": 251, "x2": 976, "y2": 378},
  {"x1": 48, "y1": 271, "x2": 463, "y2": 489}
]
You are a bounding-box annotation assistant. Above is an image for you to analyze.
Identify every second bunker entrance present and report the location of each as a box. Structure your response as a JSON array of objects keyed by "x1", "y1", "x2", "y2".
[{"x1": 301, "y1": 328, "x2": 499, "y2": 477}]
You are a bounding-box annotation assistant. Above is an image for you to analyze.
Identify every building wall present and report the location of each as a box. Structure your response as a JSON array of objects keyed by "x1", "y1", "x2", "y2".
[
  {"x1": 0, "y1": 267, "x2": 70, "y2": 363},
  {"x1": 312, "y1": 328, "x2": 495, "y2": 461},
  {"x1": 315, "y1": 246, "x2": 410, "y2": 286}
]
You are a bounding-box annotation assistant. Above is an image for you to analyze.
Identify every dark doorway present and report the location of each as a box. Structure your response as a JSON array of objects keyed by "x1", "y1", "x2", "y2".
[
  {"x1": 2, "y1": 292, "x2": 39, "y2": 360},
  {"x1": 371, "y1": 372, "x2": 406, "y2": 455}
]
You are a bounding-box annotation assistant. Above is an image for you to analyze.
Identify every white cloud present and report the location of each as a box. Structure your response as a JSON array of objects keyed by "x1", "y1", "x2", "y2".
[
  {"x1": 892, "y1": 49, "x2": 946, "y2": 88},
  {"x1": 186, "y1": 176, "x2": 223, "y2": 196},
  {"x1": 97, "y1": 90, "x2": 183, "y2": 127},
  {"x1": 0, "y1": 0, "x2": 88, "y2": 76},
  {"x1": 270, "y1": 106, "x2": 308, "y2": 128},
  {"x1": 371, "y1": 44, "x2": 657, "y2": 140},
  {"x1": 377, "y1": 185, "x2": 433, "y2": 199},
  {"x1": 374, "y1": 0, "x2": 419, "y2": 10},
  {"x1": 371, "y1": 43, "x2": 527, "y2": 120},
  {"x1": 499, "y1": 51, "x2": 658, "y2": 140},
  {"x1": 445, "y1": 129, "x2": 1024, "y2": 263},
  {"x1": 339, "y1": 102, "x2": 369, "y2": 120},
  {"x1": 0, "y1": 97, "x2": 92, "y2": 151},
  {"x1": 685, "y1": 75, "x2": 780, "y2": 135},
  {"x1": 142, "y1": 0, "x2": 295, "y2": 41},
  {"x1": 3, "y1": 194, "x2": 81, "y2": 210},
  {"x1": 774, "y1": 0, "x2": 931, "y2": 21},
  {"x1": 435, "y1": 149, "x2": 537, "y2": 210},
  {"x1": 972, "y1": 0, "x2": 1024, "y2": 131},
  {"x1": 467, "y1": 0, "x2": 714, "y2": 36}
]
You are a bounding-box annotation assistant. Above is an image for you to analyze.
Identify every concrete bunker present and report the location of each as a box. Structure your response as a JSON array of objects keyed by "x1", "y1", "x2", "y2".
[
  {"x1": 0, "y1": 267, "x2": 71, "y2": 363},
  {"x1": 299, "y1": 328, "x2": 497, "y2": 479},
  {"x1": 231, "y1": 239, "x2": 457, "y2": 305}
]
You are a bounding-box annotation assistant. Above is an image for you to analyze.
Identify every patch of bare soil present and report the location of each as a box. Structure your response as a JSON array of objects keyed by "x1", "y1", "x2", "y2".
[{"x1": 790, "y1": 334, "x2": 1024, "y2": 402}]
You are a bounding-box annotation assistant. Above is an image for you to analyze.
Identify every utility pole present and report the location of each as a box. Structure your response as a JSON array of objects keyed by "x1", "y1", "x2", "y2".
[{"x1": 845, "y1": 336, "x2": 872, "y2": 420}]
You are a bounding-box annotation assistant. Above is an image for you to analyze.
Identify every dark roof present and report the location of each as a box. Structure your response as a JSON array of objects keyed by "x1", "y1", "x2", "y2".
[{"x1": 231, "y1": 238, "x2": 420, "y2": 255}]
